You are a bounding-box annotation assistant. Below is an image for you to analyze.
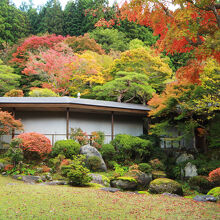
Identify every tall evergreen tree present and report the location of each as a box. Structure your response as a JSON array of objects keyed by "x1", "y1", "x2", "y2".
[
  {"x1": 64, "y1": 0, "x2": 109, "y2": 36},
  {"x1": 38, "y1": 0, "x2": 63, "y2": 35},
  {"x1": 0, "y1": 0, "x2": 29, "y2": 49}
]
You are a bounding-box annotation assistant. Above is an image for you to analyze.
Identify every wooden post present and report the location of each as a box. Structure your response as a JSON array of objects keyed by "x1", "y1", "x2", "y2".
[
  {"x1": 111, "y1": 111, "x2": 114, "y2": 141},
  {"x1": 12, "y1": 107, "x2": 16, "y2": 138},
  {"x1": 66, "y1": 108, "x2": 69, "y2": 139}
]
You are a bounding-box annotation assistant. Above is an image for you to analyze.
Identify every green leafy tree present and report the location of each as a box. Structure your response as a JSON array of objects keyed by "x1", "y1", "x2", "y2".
[
  {"x1": 115, "y1": 19, "x2": 158, "y2": 46},
  {"x1": 94, "y1": 71, "x2": 155, "y2": 103},
  {"x1": 89, "y1": 28, "x2": 129, "y2": 53},
  {"x1": 109, "y1": 47, "x2": 173, "y2": 93},
  {"x1": 0, "y1": 60, "x2": 21, "y2": 96}
]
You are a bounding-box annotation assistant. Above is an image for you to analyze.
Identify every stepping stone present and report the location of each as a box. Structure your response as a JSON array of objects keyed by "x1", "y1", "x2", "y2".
[
  {"x1": 193, "y1": 195, "x2": 217, "y2": 202},
  {"x1": 100, "y1": 187, "x2": 121, "y2": 193}
]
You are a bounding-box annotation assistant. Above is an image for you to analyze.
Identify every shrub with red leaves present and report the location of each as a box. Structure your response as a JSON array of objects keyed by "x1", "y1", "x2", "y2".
[
  {"x1": 208, "y1": 168, "x2": 220, "y2": 186},
  {"x1": 16, "y1": 132, "x2": 52, "y2": 161},
  {"x1": 4, "y1": 164, "x2": 14, "y2": 171}
]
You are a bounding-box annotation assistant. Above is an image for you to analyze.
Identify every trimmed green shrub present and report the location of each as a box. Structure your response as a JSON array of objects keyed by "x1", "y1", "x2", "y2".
[
  {"x1": 86, "y1": 156, "x2": 101, "y2": 171},
  {"x1": 138, "y1": 163, "x2": 152, "y2": 174},
  {"x1": 52, "y1": 140, "x2": 80, "y2": 159},
  {"x1": 111, "y1": 134, "x2": 153, "y2": 163},
  {"x1": 61, "y1": 155, "x2": 92, "y2": 186},
  {"x1": 188, "y1": 176, "x2": 213, "y2": 194},
  {"x1": 100, "y1": 144, "x2": 116, "y2": 161}
]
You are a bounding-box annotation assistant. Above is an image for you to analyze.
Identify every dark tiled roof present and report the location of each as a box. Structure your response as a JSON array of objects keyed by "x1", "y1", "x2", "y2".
[{"x1": 0, "y1": 97, "x2": 151, "y2": 111}]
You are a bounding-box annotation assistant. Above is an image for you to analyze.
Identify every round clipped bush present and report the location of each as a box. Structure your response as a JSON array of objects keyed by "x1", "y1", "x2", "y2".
[
  {"x1": 110, "y1": 134, "x2": 152, "y2": 163},
  {"x1": 139, "y1": 163, "x2": 152, "y2": 174},
  {"x1": 207, "y1": 187, "x2": 220, "y2": 200},
  {"x1": 188, "y1": 176, "x2": 213, "y2": 193},
  {"x1": 52, "y1": 140, "x2": 80, "y2": 159},
  {"x1": 86, "y1": 156, "x2": 102, "y2": 171},
  {"x1": 16, "y1": 132, "x2": 52, "y2": 161},
  {"x1": 100, "y1": 144, "x2": 116, "y2": 161},
  {"x1": 208, "y1": 168, "x2": 220, "y2": 186},
  {"x1": 149, "y1": 178, "x2": 183, "y2": 195}
]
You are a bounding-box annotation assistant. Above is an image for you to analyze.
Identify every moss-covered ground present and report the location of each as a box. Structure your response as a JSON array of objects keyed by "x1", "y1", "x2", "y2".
[{"x1": 0, "y1": 176, "x2": 219, "y2": 219}]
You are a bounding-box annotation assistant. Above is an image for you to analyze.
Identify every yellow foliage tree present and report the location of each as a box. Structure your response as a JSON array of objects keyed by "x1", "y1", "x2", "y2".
[{"x1": 68, "y1": 51, "x2": 113, "y2": 96}]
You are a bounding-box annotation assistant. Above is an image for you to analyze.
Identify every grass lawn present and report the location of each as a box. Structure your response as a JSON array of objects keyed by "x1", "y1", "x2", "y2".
[{"x1": 0, "y1": 176, "x2": 219, "y2": 220}]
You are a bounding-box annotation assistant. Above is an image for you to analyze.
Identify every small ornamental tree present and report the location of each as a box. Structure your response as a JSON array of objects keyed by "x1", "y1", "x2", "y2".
[
  {"x1": 4, "y1": 89, "x2": 24, "y2": 97},
  {"x1": 16, "y1": 132, "x2": 52, "y2": 161},
  {"x1": 0, "y1": 110, "x2": 23, "y2": 135}
]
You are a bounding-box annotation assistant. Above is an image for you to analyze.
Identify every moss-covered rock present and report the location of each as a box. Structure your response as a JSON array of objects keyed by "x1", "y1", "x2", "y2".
[
  {"x1": 149, "y1": 178, "x2": 183, "y2": 195},
  {"x1": 110, "y1": 176, "x2": 138, "y2": 190},
  {"x1": 152, "y1": 171, "x2": 167, "y2": 179},
  {"x1": 207, "y1": 187, "x2": 220, "y2": 200}
]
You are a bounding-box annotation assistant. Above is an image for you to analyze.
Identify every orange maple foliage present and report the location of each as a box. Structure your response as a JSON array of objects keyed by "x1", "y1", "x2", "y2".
[
  {"x1": 148, "y1": 81, "x2": 191, "y2": 117},
  {"x1": 0, "y1": 110, "x2": 23, "y2": 135}
]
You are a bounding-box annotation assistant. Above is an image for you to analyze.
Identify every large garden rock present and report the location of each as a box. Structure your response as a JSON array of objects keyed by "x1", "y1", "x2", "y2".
[
  {"x1": 193, "y1": 195, "x2": 217, "y2": 202},
  {"x1": 176, "y1": 153, "x2": 194, "y2": 164},
  {"x1": 149, "y1": 178, "x2": 183, "y2": 195},
  {"x1": 80, "y1": 144, "x2": 107, "y2": 171},
  {"x1": 184, "y1": 162, "x2": 198, "y2": 178},
  {"x1": 89, "y1": 173, "x2": 110, "y2": 187},
  {"x1": 110, "y1": 177, "x2": 138, "y2": 190},
  {"x1": 136, "y1": 173, "x2": 152, "y2": 188},
  {"x1": 13, "y1": 175, "x2": 42, "y2": 183}
]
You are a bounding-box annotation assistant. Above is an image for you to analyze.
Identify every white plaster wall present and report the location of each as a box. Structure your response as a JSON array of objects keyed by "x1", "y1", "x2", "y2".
[
  {"x1": 114, "y1": 115, "x2": 143, "y2": 136},
  {"x1": 16, "y1": 111, "x2": 66, "y2": 134},
  {"x1": 1, "y1": 111, "x2": 144, "y2": 145},
  {"x1": 70, "y1": 112, "x2": 143, "y2": 143}
]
